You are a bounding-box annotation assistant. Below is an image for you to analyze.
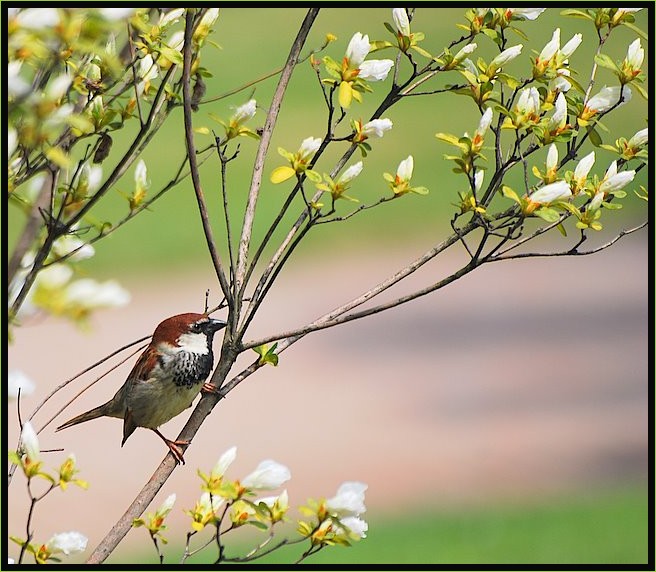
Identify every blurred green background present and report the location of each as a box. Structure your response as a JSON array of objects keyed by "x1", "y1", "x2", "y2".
[
  {"x1": 8, "y1": 8, "x2": 649, "y2": 566},
  {"x1": 9, "y1": 7, "x2": 647, "y2": 277}
]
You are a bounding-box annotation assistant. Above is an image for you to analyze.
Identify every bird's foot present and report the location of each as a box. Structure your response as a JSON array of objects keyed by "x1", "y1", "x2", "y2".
[
  {"x1": 152, "y1": 429, "x2": 189, "y2": 465},
  {"x1": 201, "y1": 382, "x2": 221, "y2": 395},
  {"x1": 164, "y1": 439, "x2": 190, "y2": 465}
]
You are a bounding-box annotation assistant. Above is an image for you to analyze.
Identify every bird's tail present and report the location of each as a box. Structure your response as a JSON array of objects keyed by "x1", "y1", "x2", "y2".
[{"x1": 56, "y1": 401, "x2": 116, "y2": 432}]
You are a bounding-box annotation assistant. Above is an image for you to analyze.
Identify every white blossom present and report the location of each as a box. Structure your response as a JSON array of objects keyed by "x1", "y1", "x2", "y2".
[
  {"x1": 361, "y1": 118, "x2": 393, "y2": 138},
  {"x1": 516, "y1": 87, "x2": 540, "y2": 115},
  {"x1": 64, "y1": 279, "x2": 131, "y2": 308},
  {"x1": 46, "y1": 531, "x2": 88, "y2": 555},
  {"x1": 392, "y1": 8, "x2": 410, "y2": 35},
  {"x1": 346, "y1": 32, "x2": 371, "y2": 67},
  {"x1": 242, "y1": 460, "x2": 291, "y2": 490},
  {"x1": 476, "y1": 107, "x2": 493, "y2": 137},
  {"x1": 573, "y1": 151, "x2": 595, "y2": 187},
  {"x1": 539, "y1": 29, "x2": 561, "y2": 62},
  {"x1": 589, "y1": 191, "x2": 604, "y2": 211},
  {"x1": 21, "y1": 422, "x2": 40, "y2": 462},
  {"x1": 298, "y1": 137, "x2": 322, "y2": 160},
  {"x1": 561, "y1": 33, "x2": 582, "y2": 58},
  {"x1": 47, "y1": 74, "x2": 73, "y2": 101},
  {"x1": 546, "y1": 144, "x2": 558, "y2": 171},
  {"x1": 599, "y1": 161, "x2": 635, "y2": 194},
  {"x1": 198, "y1": 8, "x2": 220, "y2": 30},
  {"x1": 359, "y1": 59, "x2": 394, "y2": 81},
  {"x1": 530, "y1": 180, "x2": 572, "y2": 204},
  {"x1": 549, "y1": 69, "x2": 572, "y2": 93},
  {"x1": 326, "y1": 481, "x2": 368, "y2": 517},
  {"x1": 138, "y1": 54, "x2": 159, "y2": 84},
  {"x1": 396, "y1": 155, "x2": 414, "y2": 181},
  {"x1": 339, "y1": 516, "x2": 368, "y2": 538},
  {"x1": 474, "y1": 170, "x2": 484, "y2": 193},
  {"x1": 134, "y1": 159, "x2": 149, "y2": 193},
  {"x1": 489, "y1": 44, "x2": 523, "y2": 69},
  {"x1": 52, "y1": 235, "x2": 95, "y2": 262},
  {"x1": 339, "y1": 161, "x2": 363, "y2": 184},
  {"x1": 586, "y1": 86, "x2": 631, "y2": 113},
  {"x1": 157, "y1": 493, "x2": 176, "y2": 516},
  {"x1": 35, "y1": 264, "x2": 73, "y2": 289},
  {"x1": 627, "y1": 128, "x2": 648, "y2": 148},
  {"x1": 9, "y1": 370, "x2": 36, "y2": 400},
  {"x1": 212, "y1": 446, "x2": 237, "y2": 477},
  {"x1": 625, "y1": 38, "x2": 644, "y2": 70},
  {"x1": 159, "y1": 8, "x2": 185, "y2": 27},
  {"x1": 508, "y1": 8, "x2": 545, "y2": 20},
  {"x1": 232, "y1": 99, "x2": 257, "y2": 123},
  {"x1": 453, "y1": 43, "x2": 477, "y2": 63},
  {"x1": 548, "y1": 92, "x2": 568, "y2": 130}
]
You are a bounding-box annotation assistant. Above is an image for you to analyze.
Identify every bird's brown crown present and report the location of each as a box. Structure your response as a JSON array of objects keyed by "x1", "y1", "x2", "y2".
[{"x1": 151, "y1": 313, "x2": 208, "y2": 345}]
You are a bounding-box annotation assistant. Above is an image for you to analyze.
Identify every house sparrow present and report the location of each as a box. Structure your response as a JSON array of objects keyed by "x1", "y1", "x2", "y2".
[{"x1": 56, "y1": 313, "x2": 227, "y2": 464}]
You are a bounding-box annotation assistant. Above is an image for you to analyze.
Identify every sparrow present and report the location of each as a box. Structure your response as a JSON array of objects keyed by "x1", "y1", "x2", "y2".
[{"x1": 56, "y1": 313, "x2": 227, "y2": 464}]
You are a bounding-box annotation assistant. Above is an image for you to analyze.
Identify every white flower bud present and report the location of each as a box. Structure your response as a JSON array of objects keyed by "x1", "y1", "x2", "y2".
[
  {"x1": 560, "y1": 33, "x2": 582, "y2": 58},
  {"x1": 530, "y1": 180, "x2": 572, "y2": 204},
  {"x1": 212, "y1": 446, "x2": 237, "y2": 477},
  {"x1": 627, "y1": 127, "x2": 648, "y2": 148},
  {"x1": 548, "y1": 92, "x2": 567, "y2": 130},
  {"x1": 232, "y1": 99, "x2": 257, "y2": 123},
  {"x1": 21, "y1": 421, "x2": 40, "y2": 461},
  {"x1": 546, "y1": 144, "x2": 558, "y2": 171},
  {"x1": 339, "y1": 161, "x2": 363, "y2": 184},
  {"x1": 392, "y1": 8, "x2": 410, "y2": 36},
  {"x1": 625, "y1": 38, "x2": 644, "y2": 70},
  {"x1": 489, "y1": 44, "x2": 523, "y2": 69},
  {"x1": 599, "y1": 161, "x2": 635, "y2": 194},
  {"x1": 396, "y1": 155, "x2": 414, "y2": 181},
  {"x1": 298, "y1": 137, "x2": 322, "y2": 159},
  {"x1": 508, "y1": 8, "x2": 545, "y2": 20},
  {"x1": 539, "y1": 29, "x2": 560, "y2": 62}
]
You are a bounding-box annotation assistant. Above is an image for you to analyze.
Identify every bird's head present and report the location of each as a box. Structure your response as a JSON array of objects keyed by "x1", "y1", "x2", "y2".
[{"x1": 151, "y1": 313, "x2": 227, "y2": 354}]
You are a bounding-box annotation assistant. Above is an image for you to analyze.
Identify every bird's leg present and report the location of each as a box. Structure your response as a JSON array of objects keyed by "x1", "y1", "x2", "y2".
[{"x1": 151, "y1": 428, "x2": 189, "y2": 465}]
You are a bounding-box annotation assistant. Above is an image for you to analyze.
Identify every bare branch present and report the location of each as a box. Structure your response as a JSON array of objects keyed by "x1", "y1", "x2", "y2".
[
  {"x1": 234, "y1": 9, "x2": 320, "y2": 296},
  {"x1": 182, "y1": 10, "x2": 232, "y2": 306}
]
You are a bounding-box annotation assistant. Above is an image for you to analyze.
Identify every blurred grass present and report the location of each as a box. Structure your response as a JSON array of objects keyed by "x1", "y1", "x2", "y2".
[
  {"x1": 7, "y1": 8, "x2": 648, "y2": 277},
  {"x1": 125, "y1": 484, "x2": 648, "y2": 565}
]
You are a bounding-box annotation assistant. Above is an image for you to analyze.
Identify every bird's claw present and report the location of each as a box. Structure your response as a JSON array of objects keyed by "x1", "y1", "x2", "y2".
[{"x1": 165, "y1": 439, "x2": 190, "y2": 465}]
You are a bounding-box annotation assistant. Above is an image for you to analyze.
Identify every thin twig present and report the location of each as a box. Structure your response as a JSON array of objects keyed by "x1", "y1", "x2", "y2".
[{"x1": 182, "y1": 10, "x2": 232, "y2": 307}]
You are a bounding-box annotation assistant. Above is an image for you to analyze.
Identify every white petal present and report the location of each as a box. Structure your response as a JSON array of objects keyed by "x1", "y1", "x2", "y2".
[
  {"x1": 539, "y1": 29, "x2": 560, "y2": 62},
  {"x1": 158, "y1": 493, "x2": 176, "y2": 516},
  {"x1": 346, "y1": 32, "x2": 370, "y2": 67},
  {"x1": 546, "y1": 144, "x2": 558, "y2": 170},
  {"x1": 298, "y1": 137, "x2": 322, "y2": 159},
  {"x1": 628, "y1": 128, "x2": 648, "y2": 148},
  {"x1": 392, "y1": 8, "x2": 410, "y2": 35},
  {"x1": 574, "y1": 151, "x2": 595, "y2": 181},
  {"x1": 509, "y1": 8, "x2": 545, "y2": 20},
  {"x1": 46, "y1": 531, "x2": 88, "y2": 555},
  {"x1": 476, "y1": 107, "x2": 493, "y2": 136},
  {"x1": 21, "y1": 421, "x2": 40, "y2": 461},
  {"x1": 490, "y1": 44, "x2": 523, "y2": 68},
  {"x1": 396, "y1": 155, "x2": 414, "y2": 181},
  {"x1": 339, "y1": 161, "x2": 363, "y2": 183},
  {"x1": 362, "y1": 118, "x2": 393, "y2": 138},
  {"x1": 358, "y1": 59, "x2": 394, "y2": 81},
  {"x1": 326, "y1": 481, "x2": 368, "y2": 517},
  {"x1": 530, "y1": 180, "x2": 572, "y2": 204},
  {"x1": 560, "y1": 33, "x2": 582, "y2": 58},
  {"x1": 241, "y1": 460, "x2": 291, "y2": 490},
  {"x1": 212, "y1": 446, "x2": 237, "y2": 477},
  {"x1": 232, "y1": 99, "x2": 257, "y2": 123}
]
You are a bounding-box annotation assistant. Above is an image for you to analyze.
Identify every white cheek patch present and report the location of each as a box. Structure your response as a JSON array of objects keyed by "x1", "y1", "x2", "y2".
[{"x1": 175, "y1": 332, "x2": 210, "y2": 354}]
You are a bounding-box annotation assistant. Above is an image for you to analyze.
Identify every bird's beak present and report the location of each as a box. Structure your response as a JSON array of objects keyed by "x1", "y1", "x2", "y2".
[{"x1": 207, "y1": 318, "x2": 228, "y2": 332}]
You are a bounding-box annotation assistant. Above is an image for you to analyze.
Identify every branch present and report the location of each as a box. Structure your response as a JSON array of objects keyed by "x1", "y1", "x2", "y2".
[
  {"x1": 182, "y1": 10, "x2": 232, "y2": 307},
  {"x1": 234, "y1": 8, "x2": 320, "y2": 296},
  {"x1": 488, "y1": 221, "x2": 647, "y2": 262}
]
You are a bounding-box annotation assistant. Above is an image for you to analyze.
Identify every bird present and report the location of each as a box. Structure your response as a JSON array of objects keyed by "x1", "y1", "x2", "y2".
[{"x1": 56, "y1": 313, "x2": 227, "y2": 464}]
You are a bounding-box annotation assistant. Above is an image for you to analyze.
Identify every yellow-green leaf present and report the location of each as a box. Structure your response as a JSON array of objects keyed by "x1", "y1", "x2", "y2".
[{"x1": 270, "y1": 166, "x2": 295, "y2": 184}]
